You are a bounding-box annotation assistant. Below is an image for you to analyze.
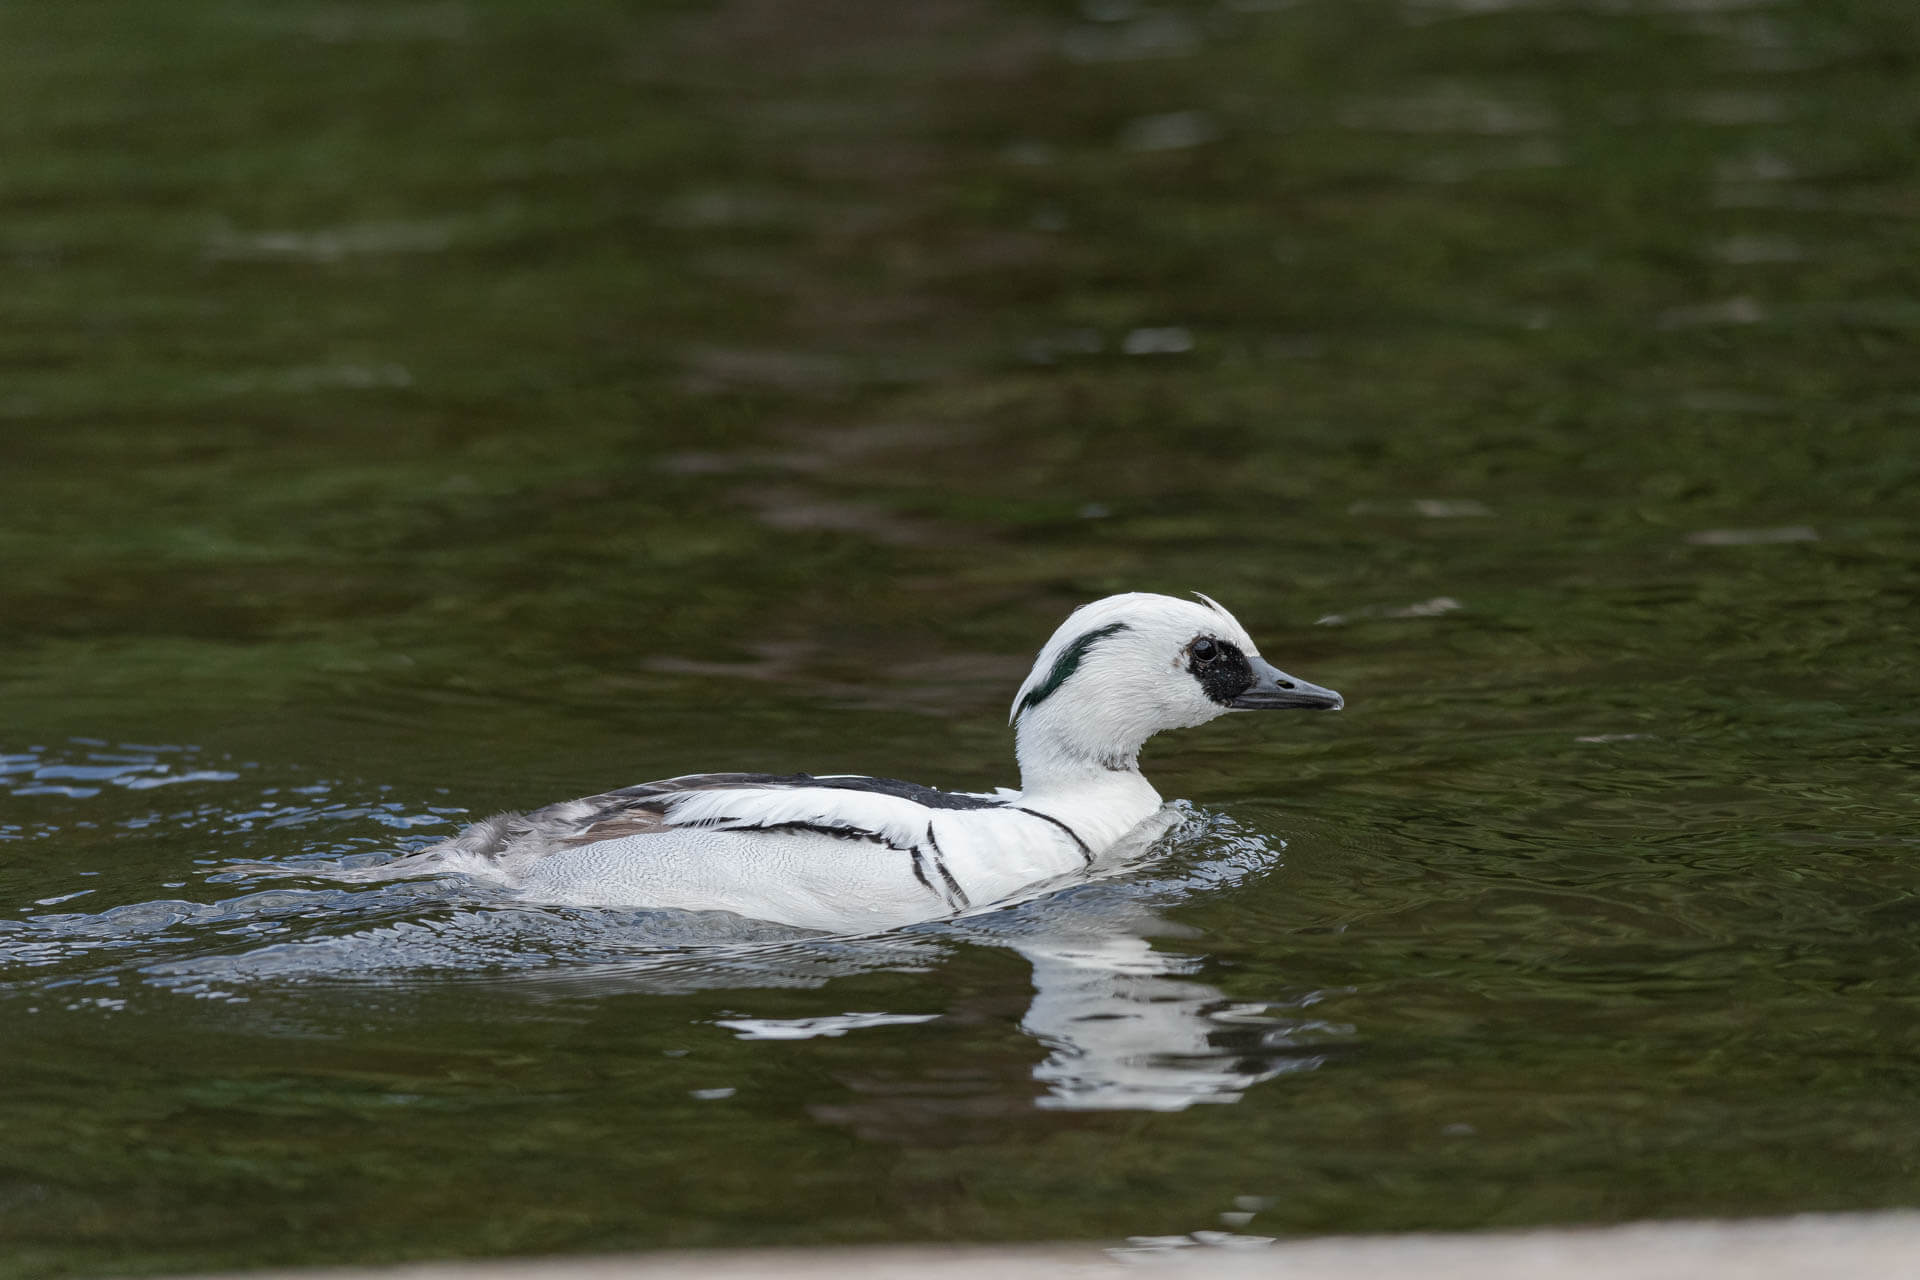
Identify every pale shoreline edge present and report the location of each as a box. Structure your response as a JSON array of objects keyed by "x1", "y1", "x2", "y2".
[{"x1": 163, "y1": 1209, "x2": 1920, "y2": 1280}]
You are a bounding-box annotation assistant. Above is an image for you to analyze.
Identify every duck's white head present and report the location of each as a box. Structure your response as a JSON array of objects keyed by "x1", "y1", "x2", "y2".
[{"x1": 1008, "y1": 592, "x2": 1341, "y2": 791}]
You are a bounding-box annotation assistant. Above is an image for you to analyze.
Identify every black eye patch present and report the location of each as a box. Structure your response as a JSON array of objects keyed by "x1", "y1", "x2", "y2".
[{"x1": 1188, "y1": 636, "x2": 1254, "y2": 706}]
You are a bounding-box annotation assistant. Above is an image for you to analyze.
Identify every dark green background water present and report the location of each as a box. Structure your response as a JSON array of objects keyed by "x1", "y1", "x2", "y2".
[{"x1": 3, "y1": 0, "x2": 1917, "y2": 1275}]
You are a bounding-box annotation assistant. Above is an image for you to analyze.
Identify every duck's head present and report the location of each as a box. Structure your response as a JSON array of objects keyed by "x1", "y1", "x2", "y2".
[{"x1": 1008, "y1": 592, "x2": 1341, "y2": 788}]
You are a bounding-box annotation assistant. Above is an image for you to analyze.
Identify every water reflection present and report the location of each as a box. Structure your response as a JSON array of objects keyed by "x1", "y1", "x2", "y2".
[
  {"x1": 1018, "y1": 934, "x2": 1334, "y2": 1111},
  {"x1": 2, "y1": 740, "x2": 241, "y2": 800},
  {"x1": 717, "y1": 1011, "x2": 942, "y2": 1039},
  {"x1": 2, "y1": 744, "x2": 1342, "y2": 1116}
]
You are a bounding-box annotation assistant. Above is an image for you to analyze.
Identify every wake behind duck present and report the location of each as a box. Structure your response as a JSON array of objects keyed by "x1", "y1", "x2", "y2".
[{"x1": 324, "y1": 592, "x2": 1341, "y2": 933}]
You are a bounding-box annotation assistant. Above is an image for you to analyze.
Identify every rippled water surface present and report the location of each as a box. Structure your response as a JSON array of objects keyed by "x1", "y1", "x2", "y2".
[{"x1": 2, "y1": 0, "x2": 1917, "y2": 1275}]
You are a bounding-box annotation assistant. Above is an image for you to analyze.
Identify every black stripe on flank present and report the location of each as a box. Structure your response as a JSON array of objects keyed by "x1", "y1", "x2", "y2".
[
  {"x1": 680, "y1": 815, "x2": 956, "y2": 904},
  {"x1": 1016, "y1": 622, "x2": 1131, "y2": 717},
  {"x1": 925, "y1": 822, "x2": 970, "y2": 910},
  {"x1": 738, "y1": 820, "x2": 915, "y2": 853},
  {"x1": 1015, "y1": 807, "x2": 1093, "y2": 864},
  {"x1": 908, "y1": 847, "x2": 938, "y2": 898},
  {"x1": 936, "y1": 861, "x2": 969, "y2": 910}
]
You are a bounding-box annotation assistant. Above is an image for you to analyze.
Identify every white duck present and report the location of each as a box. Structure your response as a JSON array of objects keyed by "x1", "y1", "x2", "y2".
[{"x1": 375, "y1": 592, "x2": 1340, "y2": 933}]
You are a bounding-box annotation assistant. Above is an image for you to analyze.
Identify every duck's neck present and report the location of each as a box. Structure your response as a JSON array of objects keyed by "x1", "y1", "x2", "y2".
[
  {"x1": 1012, "y1": 718, "x2": 1164, "y2": 855},
  {"x1": 1013, "y1": 710, "x2": 1155, "y2": 797}
]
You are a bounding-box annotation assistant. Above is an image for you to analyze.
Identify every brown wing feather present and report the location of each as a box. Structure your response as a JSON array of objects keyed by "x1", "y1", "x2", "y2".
[
  {"x1": 553, "y1": 811, "x2": 670, "y2": 846},
  {"x1": 528, "y1": 772, "x2": 790, "y2": 848}
]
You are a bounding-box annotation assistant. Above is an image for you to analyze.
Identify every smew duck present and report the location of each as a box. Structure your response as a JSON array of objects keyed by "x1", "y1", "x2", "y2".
[{"x1": 373, "y1": 592, "x2": 1341, "y2": 932}]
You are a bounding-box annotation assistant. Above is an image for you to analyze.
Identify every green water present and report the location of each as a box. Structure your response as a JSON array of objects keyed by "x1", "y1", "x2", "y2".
[{"x1": 3, "y1": 0, "x2": 1918, "y2": 1274}]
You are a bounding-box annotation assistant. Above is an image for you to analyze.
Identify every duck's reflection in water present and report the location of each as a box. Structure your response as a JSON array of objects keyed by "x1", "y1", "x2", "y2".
[
  {"x1": 1019, "y1": 932, "x2": 1333, "y2": 1112},
  {"x1": 731, "y1": 806, "x2": 1348, "y2": 1125},
  {"x1": 786, "y1": 902, "x2": 1346, "y2": 1139}
]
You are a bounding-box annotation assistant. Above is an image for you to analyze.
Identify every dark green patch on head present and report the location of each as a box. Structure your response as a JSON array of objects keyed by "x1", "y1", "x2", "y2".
[{"x1": 1016, "y1": 622, "x2": 1130, "y2": 717}]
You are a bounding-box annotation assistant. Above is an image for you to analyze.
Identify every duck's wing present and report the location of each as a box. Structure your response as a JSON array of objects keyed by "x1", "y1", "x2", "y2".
[{"x1": 527, "y1": 771, "x2": 1009, "y2": 855}]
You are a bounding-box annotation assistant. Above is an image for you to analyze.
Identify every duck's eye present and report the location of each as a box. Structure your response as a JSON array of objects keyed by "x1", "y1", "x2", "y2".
[{"x1": 1191, "y1": 637, "x2": 1219, "y2": 665}]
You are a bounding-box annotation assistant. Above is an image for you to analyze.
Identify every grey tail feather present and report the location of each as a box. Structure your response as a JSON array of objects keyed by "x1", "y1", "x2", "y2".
[
  {"x1": 427, "y1": 812, "x2": 535, "y2": 860},
  {"x1": 216, "y1": 810, "x2": 539, "y2": 883}
]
